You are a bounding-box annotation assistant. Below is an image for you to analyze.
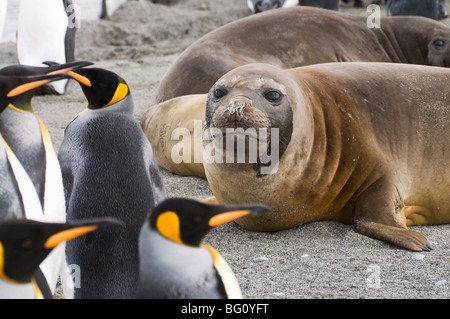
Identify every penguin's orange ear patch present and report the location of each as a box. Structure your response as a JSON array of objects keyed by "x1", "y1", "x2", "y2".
[
  {"x1": 156, "y1": 211, "x2": 183, "y2": 244},
  {"x1": 106, "y1": 83, "x2": 128, "y2": 107}
]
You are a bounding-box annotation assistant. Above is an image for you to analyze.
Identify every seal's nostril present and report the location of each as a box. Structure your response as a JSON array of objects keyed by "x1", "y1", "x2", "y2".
[{"x1": 228, "y1": 100, "x2": 248, "y2": 116}]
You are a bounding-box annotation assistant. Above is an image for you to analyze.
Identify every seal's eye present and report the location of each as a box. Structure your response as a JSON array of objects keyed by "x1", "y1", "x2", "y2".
[
  {"x1": 213, "y1": 88, "x2": 227, "y2": 99},
  {"x1": 433, "y1": 39, "x2": 446, "y2": 48},
  {"x1": 264, "y1": 90, "x2": 282, "y2": 102}
]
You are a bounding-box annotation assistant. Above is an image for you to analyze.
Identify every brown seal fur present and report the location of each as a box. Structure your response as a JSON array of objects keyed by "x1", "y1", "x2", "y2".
[
  {"x1": 140, "y1": 94, "x2": 207, "y2": 177},
  {"x1": 141, "y1": 6, "x2": 450, "y2": 177},
  {"x1": 202, "y1": 62, "x2": 450, "y2": 251},
  {"x1": 155, "y1": 6, "x2": 450, "y2": 102}
]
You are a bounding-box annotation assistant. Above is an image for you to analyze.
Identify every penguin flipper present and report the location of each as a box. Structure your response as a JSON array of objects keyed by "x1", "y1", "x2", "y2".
[
  {"x1": 149, "y1": 158, "x2": 168, "y2": 205},
  {"x1": 145, "y1": 141, "x2": 168, "y2": 205},
  {"x1": 202, "y1": 245, "x2": 243, "y2": 299},
  {"x1": 32, "y1": 267, "x2": 53, "y2": 299},
  {"x1": 57, "y1": 144, "x2": 74, "y2": 212}
]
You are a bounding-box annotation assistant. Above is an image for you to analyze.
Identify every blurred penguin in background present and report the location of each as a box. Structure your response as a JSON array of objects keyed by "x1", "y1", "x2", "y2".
[
  {"x1": 371, "y1": 0, "x2": 448, "y2": 20},
  {"x1": 439, "y1": 0, "x2": 449, "y2": 18},
  {"x1": 16, "y1": 0, "x2": 79, "y2": 95},
  {"x1": 0, "y1": 0, "x2": 6, "y2": 41},
  {"x1": 247, "y1": 0, "x2": 299, "y2": 13},
  {"x1": 342, "y1": 0, "x2": 363, "y2": 8},
  {"x1": 299, "y1": 0, "x2": 340, "y2": 10},
  {"x1": 248, "y1": 0, "x2": 343, "y2": 13},
  {"x1": 100, "y1": 0, "x2": 127, "y2": 19},
  {"x1": 150, "y1": 0, "x2": 181, "y2": 5},
  {"x1": 386, "y1": 0, "x2": 438, "y2": 20}
]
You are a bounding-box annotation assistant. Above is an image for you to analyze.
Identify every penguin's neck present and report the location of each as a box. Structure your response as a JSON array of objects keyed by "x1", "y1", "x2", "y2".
[
  {"x1": 8, "y1": 95, "x2": 34, "y2": 113},
  {"x1": 143, "y1": 228, "x2": 212, "y2": 268},
  {"x1": 87, "y1": 94, "x2": 134, "y2": 115}
]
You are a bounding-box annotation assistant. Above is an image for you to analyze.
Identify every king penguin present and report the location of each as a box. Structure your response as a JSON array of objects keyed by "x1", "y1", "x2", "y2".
[
  {"x1": 0, "y1": 217, "x2": 123, "y2": 299},
  {"x1": 247, "y1": 0, "x2": 299, "y2": 13},
  {"x1": 100, "y1": 0, "x2": 127, "y2": 19},
  {"x1": 17, "y1": 0, "x2": 79, "y2": 95},
  {"x1": 0, "y1": 70, "x2": 80, "y2": 298},
  {"x1": 136, "y1": 198, "x2": 271, "y2": 299},
  {"x1": 0, "y1": 61, "x2": 93, "y2": 220},
  {"x1": 0, "y1": 61, "x2": 93, "y2": 299},
  {"x1": 0, "y1": 0, "x2": 6, "y2": 42},
  {"x1": 0, "y1": 71, "x2": 72, "y2": 223},
  {"x1": 58, "y1": 67, "x2": 167, "y2": 299}
]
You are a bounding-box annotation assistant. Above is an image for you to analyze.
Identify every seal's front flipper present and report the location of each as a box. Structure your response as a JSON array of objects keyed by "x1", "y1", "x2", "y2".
[
  {"x1": 353, "y1": 177, "x2": 431, "y2": 252},
  {"x1": 355, "y1": 221, "x2": 431, "y2": 251}
]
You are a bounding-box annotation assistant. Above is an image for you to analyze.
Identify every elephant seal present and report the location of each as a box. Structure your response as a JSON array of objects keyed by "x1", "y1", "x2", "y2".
[
  {"x1": 142, "y1": 7, "x2": 450, "y2": 177},
  {"x1": 202, "y1": 62, "x2": 450, "y2": 252},
  {"x1": 140, "y1": 94, "x2": 208, "y2": 178},
  {"x1": 154, "y1": 7, "x2": 450, "y2": 102}
]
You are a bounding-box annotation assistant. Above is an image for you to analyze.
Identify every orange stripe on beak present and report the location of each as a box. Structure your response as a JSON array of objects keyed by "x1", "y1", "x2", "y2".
[
  {"x1": 44, "y1": 225, "x2": 98, "y2": 249},
  {"x1": 47, "y1": 67, "x2": 72, "y2": 75},
  {"x1": 208, "y1": 210, "x2": 251, "y2": 227},
  {"x1": 6, "y1": 80, "x2": 51, "y2": 97},
  {"x1": 68, "y1": 71, "x2": 92, "y2": 86}
]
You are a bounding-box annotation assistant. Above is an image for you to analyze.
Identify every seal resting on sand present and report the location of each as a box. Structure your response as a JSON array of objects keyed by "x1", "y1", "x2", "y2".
[
  {"x1": 202, "y1": 62, "x2": 450, "y2": 252},
  {"x1": 141, "y1": 7, "x2": 450, "y2": 177}
]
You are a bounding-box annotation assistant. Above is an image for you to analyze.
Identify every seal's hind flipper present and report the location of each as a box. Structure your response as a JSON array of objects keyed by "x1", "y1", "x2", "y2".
[{"x1": 355, "y1": 221, "x2": 431, "y2": 251}]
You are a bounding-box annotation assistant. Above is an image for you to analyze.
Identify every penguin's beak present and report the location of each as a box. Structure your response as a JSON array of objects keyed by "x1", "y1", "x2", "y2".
[
  {"x1": 42, "y1": 60, "x2": 93, "y2": 87},
  {"x1": 208, "y1": 204, "x2": 271, "y2": 227},
  {"x1": 209, "y1": 210, "x2": 252, "y2": 227},
  {"x1": 42, "y1": 60, "x2": 93, "y2": 70},
  {"x1": 44, "y1": 225, "x2": 98, "y2": 249},
  {"x1": 44, "y1": 217, "x2": 124, "y2": 249},
  {"x1": 6, "y1": 73, "x2": 71, "y2": 97},
  {"x1": 46, "y1": 63, "x2": 93, "y2": 77},
  {"x1": 67, "y1": 71, "x2": 92, "y2": 87}
]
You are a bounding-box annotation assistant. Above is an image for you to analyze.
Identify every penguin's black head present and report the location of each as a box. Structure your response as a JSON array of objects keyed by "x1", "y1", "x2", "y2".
[
  {"x1": 0, "y1": 61, "x2": 93, "y2": 111},
  {"x1": 0, "y1": 217, "x2": 123, "y2": 283},
  {"x1": 0, "y1": 73, "x2": 72, "y2": 113},
  {"x1": 148, "y1": 198, "x2": 271, "y2": 247},
  {"x1": 68, "y1": 67, "x2": 130, "y2": 110}
]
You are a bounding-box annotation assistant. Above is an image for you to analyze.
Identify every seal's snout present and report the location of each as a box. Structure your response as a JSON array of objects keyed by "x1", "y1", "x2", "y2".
[
  {"x1": 228, "y1": 101, "x2": 245, "y2": 115},
  {"x1": 227, "y1": 97, "x2": 252, "y2": 117},
  {"x1": 210, "y1": 93, "x2": 271, "y2": 131}
]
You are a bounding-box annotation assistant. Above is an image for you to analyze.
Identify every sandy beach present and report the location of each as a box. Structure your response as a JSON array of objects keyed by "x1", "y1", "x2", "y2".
[{"x1": 0, "y1": 0, "x2": 448, "y2": 299}]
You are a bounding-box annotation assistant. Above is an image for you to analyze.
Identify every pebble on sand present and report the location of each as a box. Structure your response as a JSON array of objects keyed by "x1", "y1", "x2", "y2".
[
  {"x1": 252, "y1": 256, "x2": 269, "y2": 263},
  {"x1": 434, "y1": 279, "x2": 447, "y2": 287},
  {"x1": 411, "y1": 253, "x2": 426, "y2": 261}
]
